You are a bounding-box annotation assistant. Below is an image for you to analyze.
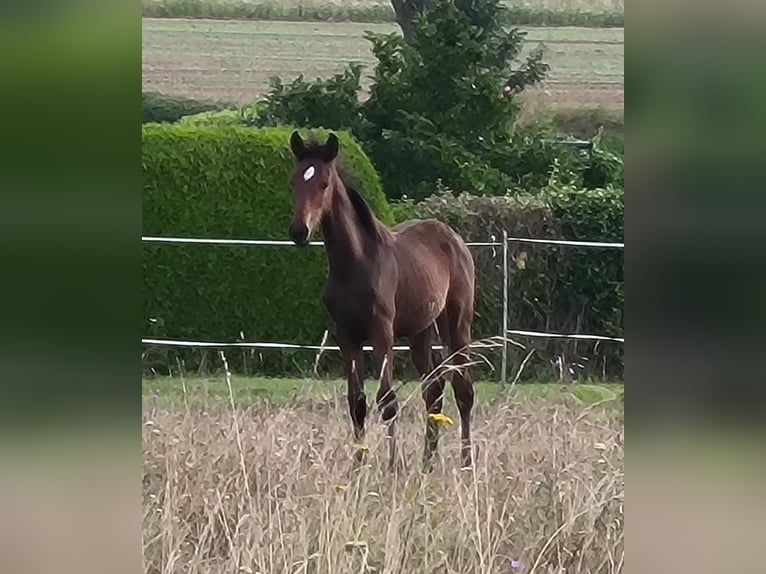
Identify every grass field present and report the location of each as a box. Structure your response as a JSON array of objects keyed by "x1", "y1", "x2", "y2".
[
  {"x1": 142, "y1": 17, "x2": 624, "y2": 109},
  {"x1": 143, "y1": 377, "x2": 624, "y2": 572}
]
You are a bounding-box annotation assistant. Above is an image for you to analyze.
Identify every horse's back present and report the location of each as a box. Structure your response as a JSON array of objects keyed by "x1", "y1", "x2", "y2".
[{"x1": 392, "y1": 218, "x2": 473, "y2": 274}]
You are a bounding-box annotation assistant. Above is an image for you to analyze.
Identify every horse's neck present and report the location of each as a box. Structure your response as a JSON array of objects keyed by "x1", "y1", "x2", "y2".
[{"x1": 321, "y1": 182, "x2": 376, "y2": 277}]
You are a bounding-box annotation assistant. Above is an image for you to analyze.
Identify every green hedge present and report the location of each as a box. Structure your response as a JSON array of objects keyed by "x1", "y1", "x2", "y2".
[
  {"x1": 392, "y1": 185, "x2": 624, "y2": 380},
  {"x1": 142, "y1": 125, "x2": 392, "y2": 374}
]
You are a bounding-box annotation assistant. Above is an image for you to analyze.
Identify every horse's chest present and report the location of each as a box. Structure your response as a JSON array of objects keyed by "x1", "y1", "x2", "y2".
[{"x1": 323, "y1": 282, "x2": 375, "y2": 336}]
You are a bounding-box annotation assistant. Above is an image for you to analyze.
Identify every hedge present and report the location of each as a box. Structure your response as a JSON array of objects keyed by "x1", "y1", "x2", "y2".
[{"x1": 142, "y1": 125, "x2": 393, "y2": 374}]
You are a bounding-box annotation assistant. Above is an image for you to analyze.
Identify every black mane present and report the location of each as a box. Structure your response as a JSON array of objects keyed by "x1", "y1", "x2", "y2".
[{"x1": 343, "y1": 180, "x2": 378, "y2": 238}]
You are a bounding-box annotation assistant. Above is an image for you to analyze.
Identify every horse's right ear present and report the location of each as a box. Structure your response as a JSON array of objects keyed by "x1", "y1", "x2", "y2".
[{"x1": 290, "y1": 131, "x2": 307, "y2": 159}]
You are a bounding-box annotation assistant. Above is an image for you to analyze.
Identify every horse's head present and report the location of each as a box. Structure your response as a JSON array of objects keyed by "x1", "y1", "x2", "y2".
[{"x1": 288, "y1": 131, "x2": 339, "y2": 247}]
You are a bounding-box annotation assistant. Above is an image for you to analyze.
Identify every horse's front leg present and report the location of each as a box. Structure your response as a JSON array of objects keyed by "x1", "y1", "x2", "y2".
[
  {"x1": 371, "y1": 323, "x2": 397, "y2": 470},
  {"x1": 339, "y1": 339, "x2": 367, "y2": 463}
]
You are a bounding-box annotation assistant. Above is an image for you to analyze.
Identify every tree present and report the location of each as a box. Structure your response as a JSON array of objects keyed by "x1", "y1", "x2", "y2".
[
  {"x1": 389, "y1": 0, "x2": 548, "y2": 94},
  {"x1": 356, "y1": 0, "x2": 552, "y2": 197},
  {"x1": 390, "y1": 0, "x2": 429, "y2": 43}
]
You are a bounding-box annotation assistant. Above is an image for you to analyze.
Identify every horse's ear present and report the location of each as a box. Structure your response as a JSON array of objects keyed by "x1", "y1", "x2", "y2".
[
  {"x1": 323, "y1": 133, "x2": 339, "y2": 162},
  {"x1": 290, "y1": 130, "x2": 307, "y2": 159}
]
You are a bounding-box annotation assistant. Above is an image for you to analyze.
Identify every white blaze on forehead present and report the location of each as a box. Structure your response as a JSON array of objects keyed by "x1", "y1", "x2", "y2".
[{"x1": 302, "y1": 165, "x2": 316, "y2": 181}]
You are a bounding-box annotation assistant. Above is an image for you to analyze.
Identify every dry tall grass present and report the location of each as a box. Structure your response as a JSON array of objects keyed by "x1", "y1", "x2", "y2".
[{"x1": 143, "y1": 391, "x2": 623, "y2": 573}]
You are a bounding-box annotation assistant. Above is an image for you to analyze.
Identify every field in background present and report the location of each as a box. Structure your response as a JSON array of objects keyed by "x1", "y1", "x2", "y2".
[
  {"x1": 143, "y1": 381, "x2": 624, "y2": 572},
  {"x1": 142, "y1": 18, "x2": 624, "y2": 109},
  {"x1": 143, "y1": 0, "x2": 625, "y2": 27}
]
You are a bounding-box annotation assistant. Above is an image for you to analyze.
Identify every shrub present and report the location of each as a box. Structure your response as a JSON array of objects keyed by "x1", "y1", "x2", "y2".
[
  {"x1": 581, "y1": 141, "x2": 624, "y2": 189},
  {"x1": 392, "y1": 184, "x2": 624, "y2": 379},
  {"x1": 258, "y1": 64, "x2": 365, "y2": 130},
  {"x1": 142, "y1": 125, "x2": 392, "y2": 374},
  {"x1": 142, "y1": 91, "x2": 228, "y2": 124}
]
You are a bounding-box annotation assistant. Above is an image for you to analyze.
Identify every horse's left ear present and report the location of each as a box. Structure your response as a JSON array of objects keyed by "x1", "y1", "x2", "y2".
[{"x1": 323, "y1": 133, "x2": 339, "y2": 162}]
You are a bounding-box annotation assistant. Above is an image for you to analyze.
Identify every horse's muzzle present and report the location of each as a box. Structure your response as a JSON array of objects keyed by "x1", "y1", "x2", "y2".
[{"x1": 289, "y1": 222, "x2": 310, "y2": 247}]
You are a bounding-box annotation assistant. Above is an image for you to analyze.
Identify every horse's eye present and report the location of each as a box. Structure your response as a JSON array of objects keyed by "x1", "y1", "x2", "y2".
[{"x1": 302, "y1": 165, "x2": 316, "y2": 182}]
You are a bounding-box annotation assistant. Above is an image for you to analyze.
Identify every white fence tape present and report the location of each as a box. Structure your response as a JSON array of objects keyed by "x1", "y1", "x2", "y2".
[
  {"x1": 141, "y1": 338, "x2": 503, "y2": 352},
  {"x1": 142, "y1": 331, "x2": 622, "y2": 351},
  {"x1": 141, "y1": 236, "x2": 624, "y2": 249},
  {"x1": 142, "y1": 236, "x2": 503, "y2": 248},
  {"x1": 505, "y1": 237, "x2": 624, "y2": 249},
  {"x1": 506, "y1": 329, "x2": 624, "y2": 343}
]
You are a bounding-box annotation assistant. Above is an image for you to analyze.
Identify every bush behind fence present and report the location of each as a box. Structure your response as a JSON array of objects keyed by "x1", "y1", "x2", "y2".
[{"x1": 392, "y1": 187, "x2": 623, "y2": 380}]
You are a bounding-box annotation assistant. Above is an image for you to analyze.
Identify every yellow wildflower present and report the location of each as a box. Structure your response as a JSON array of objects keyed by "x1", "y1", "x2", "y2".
[
  {"x1": 334, "y1": 484, "x2": 348, "y2": 493},
  {"x1": 428, "y1": 413, "x2": 454, "y2": 426},
  {"x1": 354, "y1": 444, "x2": 370, "y2": 453}
]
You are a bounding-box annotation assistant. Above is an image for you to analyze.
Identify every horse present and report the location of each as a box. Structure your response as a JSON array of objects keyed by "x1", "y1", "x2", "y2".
[{"x1": 287, "y1": 130, "x2": 476, "y2": 469}]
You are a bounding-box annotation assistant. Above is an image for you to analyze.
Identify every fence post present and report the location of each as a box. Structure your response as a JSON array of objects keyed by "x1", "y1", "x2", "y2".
[{"x1": 500, "y1": 229, "x2": 509, "y2": 386}]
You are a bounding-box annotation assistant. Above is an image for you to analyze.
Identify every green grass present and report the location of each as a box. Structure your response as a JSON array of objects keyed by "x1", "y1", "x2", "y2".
[
  {"x1": 142, "y1": 18, "x2": 624, "y2": 108},
  {"x1": 142, "y1": 375, "x2": 623, "y2": 408},
  {"x1": 142, "y1": 0, "x2": 625, "y2": 28}
]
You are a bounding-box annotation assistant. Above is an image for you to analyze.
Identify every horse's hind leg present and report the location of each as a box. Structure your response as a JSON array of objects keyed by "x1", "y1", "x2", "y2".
[
  {"x1": 410, "y1": 323, "x2": 446, "y2": 469},
  {"x1": 448, "y1": 303, "x2": 475, "y2": 469}
]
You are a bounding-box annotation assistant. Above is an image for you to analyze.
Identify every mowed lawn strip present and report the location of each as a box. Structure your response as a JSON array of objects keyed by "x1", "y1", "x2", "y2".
[{"x1": 143, "y1": 375, "x2": 623, "y2": 409}]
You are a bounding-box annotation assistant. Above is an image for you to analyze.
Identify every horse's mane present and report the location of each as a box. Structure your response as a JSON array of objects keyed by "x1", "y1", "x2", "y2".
[
  {"x1": 300, "y1": 137, "x2": 380, "y2": 239},
  {"x1": 340, "y1": 175, "x2": 379, "y2": 238}
]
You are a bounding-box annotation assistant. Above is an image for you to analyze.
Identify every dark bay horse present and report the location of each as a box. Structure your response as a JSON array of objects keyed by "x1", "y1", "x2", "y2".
[{"x1": 287, "y1": 131, "x2": 476, "y2": 468}]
